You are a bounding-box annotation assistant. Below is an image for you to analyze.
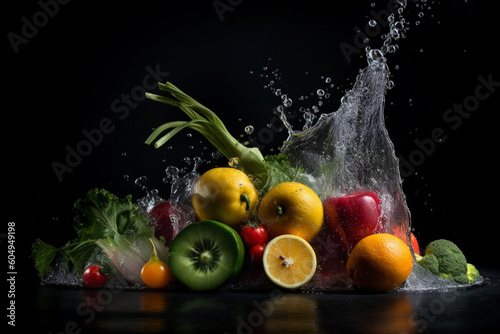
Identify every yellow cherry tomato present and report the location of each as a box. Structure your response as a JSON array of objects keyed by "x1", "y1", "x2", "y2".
[{"x1": 141, "y1": 239, "x2": 173, "y2": 288}]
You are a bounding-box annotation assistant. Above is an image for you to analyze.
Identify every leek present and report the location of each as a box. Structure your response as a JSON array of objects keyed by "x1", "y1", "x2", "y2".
[{"x1": 145, "y1": 82, "x2": 269, "y2": 187}]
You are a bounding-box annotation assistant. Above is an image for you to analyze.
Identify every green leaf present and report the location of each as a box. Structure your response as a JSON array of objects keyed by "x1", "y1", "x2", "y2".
[
  {"x1": 262, "y1": 153, "x2": 309, "y2": 193},
  {"x1": 32, "y1": 239, "x2": 58, "y2": 277},
  {"x1": 73, "y1": 189, "x2": 153, "y2": 241},
  {"x1": 60, "y1": 240, "x2": 97, "y2": 274}
]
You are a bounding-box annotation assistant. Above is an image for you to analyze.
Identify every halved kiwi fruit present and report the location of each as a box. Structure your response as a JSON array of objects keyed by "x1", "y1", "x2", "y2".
[{"x1": 168, "y1": 220, "x2": 245, "y2": 291}]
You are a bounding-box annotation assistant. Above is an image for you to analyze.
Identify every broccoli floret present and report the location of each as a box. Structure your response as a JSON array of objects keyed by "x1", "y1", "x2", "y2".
[
  {"x1": 466, "y1": 263, "x2": 482, "y2": 283},
  {"x1": 418, "y1": 239, "x2": 469, "y2": 284},
  {"x1": 418, "y1": 253, "x2": 439, "y2": 275}
]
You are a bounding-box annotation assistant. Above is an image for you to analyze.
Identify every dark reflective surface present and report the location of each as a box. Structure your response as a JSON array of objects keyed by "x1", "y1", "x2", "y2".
[{"x1": 29, "y1": 268, "x2": 499, "y2": 334}]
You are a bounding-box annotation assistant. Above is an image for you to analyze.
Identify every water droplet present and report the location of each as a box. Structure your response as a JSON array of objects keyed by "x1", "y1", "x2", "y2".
[
  {"x1": 325, "y1": 77, "x2": 331, "y2": 83},
  {"x1": 282, "y1": 96, "x2": 293, "y2": 107},
  {"x1": 368, "y1": 20, "x2": 377, "y2": 27},
  {"x1": 367, "y1": 49, "x2": 385, "y2": 64},
  {"x1": 134, "y1": 176, "x2": 149, "y2": 191},
  {"x1": 390, "y1": 29, "x2": 400, "y2": 40},
  {"x1": 316, "y1": 89, "x2": 325, "y2": 97},
  {"x1": 228, "y1": 157, "x2": 240, "y2": 168},
  {"x1": 244, "y1": 125, "x2": 254, "y2": 135},
  {"x1": 186, "y1": 133, "x2": 193, "y2": 138},
  {"x1": 418, "y1": 11, "x2": 424, "y2": 18}
]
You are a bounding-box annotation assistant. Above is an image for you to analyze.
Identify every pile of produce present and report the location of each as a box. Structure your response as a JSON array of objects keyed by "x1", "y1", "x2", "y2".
[{"x1": 32, "y1": 82, "x2": 482, "y2": 292}]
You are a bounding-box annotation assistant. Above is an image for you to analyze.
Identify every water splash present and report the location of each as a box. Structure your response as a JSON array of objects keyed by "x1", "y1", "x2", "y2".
[
  {"x1": 162, "y1": 156, "x2": 203, "y2": 206},
  {"x1": 281, "y1": 52, "x2": 408, "y2": 230}
]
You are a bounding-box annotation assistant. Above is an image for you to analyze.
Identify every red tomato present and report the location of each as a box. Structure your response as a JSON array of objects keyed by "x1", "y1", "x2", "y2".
[
  {"x1": 240, "y1": 225, "x2": 268, "y2": 248},
  {"x1": 82, "y1": 265, "x2": 107, "y2": 287},
  {"x1": 410, "y1": 232, "x2": 420, "y2": 256},
  {"x1": 393, "y1": 226, "x2": 420, "y2": 256},
  {"x1": 249, "y1": 244, "x2": 265, "y2": 265}
]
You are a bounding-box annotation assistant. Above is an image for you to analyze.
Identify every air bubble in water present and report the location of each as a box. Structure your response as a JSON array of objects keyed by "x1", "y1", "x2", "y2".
[{"x1": 211, "y1": 151, "x2": 222, "y2": 159}]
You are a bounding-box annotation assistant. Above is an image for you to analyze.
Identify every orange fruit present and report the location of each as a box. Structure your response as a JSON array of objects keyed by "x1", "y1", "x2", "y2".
[
  {"x1": 263, "y1": 234, "x2": 317, "y2": 289},
  {"x1": 346, "y1": 233, "x2": 413, "y2": 291},
  {"x1": 257, "y1": 182, "x2": 323, "y2": 242},
  {"x1": 192, "y1": 167, "x2": 258, "y2": 227}
]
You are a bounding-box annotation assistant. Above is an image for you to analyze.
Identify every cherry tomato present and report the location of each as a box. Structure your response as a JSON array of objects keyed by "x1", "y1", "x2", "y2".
[
  {"x1": 249, "y1": 244, "x2": 265, "y2": 265},
  {"x1": 141, "y1": 239, "x2": 173, "y2": 288},
  {"x1": 141, "y1": 260, "x2": 173, "y2": 288},
  {"x1": 240, "y1": 225, "x2": 268, "y2": 248},
  {"x1": 82, "y1": 265, "x2": 107, "y2": 287}
]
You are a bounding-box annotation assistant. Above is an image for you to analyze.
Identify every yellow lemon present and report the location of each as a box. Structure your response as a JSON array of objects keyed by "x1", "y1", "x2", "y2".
[
  {"x1": 258, "y1": 182, "x2": 323, "y2": 242},
  {"x1": 192, "y1": 167, "x2": 258, "y2": 227},
  {"x1": 263, "y1": 234, "x2": 317, "y2": 289}
]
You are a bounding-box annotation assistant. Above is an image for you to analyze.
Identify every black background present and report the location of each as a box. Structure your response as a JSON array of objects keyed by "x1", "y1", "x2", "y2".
[{"x1": 4, "y1": 0, "x2": 498, "y2": 287}]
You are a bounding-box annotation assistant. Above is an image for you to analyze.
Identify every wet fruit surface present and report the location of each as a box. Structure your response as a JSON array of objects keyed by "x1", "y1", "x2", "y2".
[
  {"x1": 141, "y1": 239, "x2": 173, "y2": 288},
  {"x1": 258, "y1": 182, "x2": 323, "y2": 242},
  {"x1": 168, "y1": 220, "x2": 245, "y2": 291},
  {"x1": 192, "y1": 168, "x2": 259, "y2": 227},
  {"x1": 346, "y1": 233, "x2": 413, "y2": 291},
  {"x1": 263, "y1": 234, "x2": 317, "y2": 289}
]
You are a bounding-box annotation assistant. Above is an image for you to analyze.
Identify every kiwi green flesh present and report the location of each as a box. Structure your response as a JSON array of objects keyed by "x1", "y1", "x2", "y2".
[{"x1": 168, "y1": 220, "x2": 245, "y2": 291}]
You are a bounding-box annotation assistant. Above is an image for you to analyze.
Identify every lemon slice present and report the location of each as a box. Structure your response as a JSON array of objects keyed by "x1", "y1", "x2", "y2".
[{"x1": 263, "y1": 234, "x2": 317, "y2": 289}]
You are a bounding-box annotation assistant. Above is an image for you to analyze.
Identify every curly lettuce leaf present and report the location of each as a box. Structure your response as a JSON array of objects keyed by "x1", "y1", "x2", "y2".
[
  {"x1": 73, "y1": 188, "x2": 153, "y2": 241},
  {"x1": 261, "y1": 153, "x2": 309, "y2": 193},
  {"x1": 32, "y1": 239, "x2": 58, "y2": 278}
]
